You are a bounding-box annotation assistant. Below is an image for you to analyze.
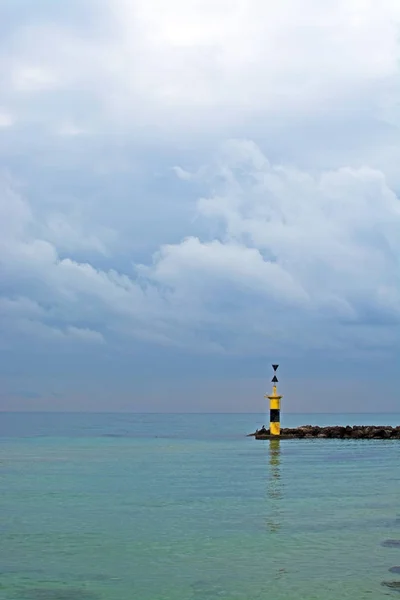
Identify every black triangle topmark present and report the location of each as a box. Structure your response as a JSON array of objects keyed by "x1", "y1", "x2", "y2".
[{"x1": 272, "y1": 364, "x2": 279, "y2": 371}]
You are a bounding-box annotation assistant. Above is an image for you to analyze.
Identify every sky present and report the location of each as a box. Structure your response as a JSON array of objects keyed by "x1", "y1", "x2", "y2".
[{"x1": 1, "y1": 0, "x2": 400, "y2": 413}]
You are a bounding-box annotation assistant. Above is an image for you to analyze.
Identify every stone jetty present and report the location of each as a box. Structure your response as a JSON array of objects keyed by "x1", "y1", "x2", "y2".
[{"x1": 248, "y1": 425, "x2": 400, "y2": 439}]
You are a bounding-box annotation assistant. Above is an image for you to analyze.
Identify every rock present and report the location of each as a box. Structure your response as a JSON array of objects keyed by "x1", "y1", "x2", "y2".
[
  {"x1": 389, "y1": 567, "x2": 400, "y2": 574},
  {"x1": 381, "y1": 581, "x2": 400, "y2": 591},
  {"x1": 250, "y1": 424, "x2": 400, "y2": 439},
  {"x1": 18, "y1": 589, "x2": 99, "y2": 600},
  {"x1": 382, "y1": 540, "x2": 400, "y2": 548}
]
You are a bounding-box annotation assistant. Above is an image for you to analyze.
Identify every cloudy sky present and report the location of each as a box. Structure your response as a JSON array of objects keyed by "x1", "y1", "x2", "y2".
[{"x1": 1, "y1": 0, "x2": 400, "y2": 413}]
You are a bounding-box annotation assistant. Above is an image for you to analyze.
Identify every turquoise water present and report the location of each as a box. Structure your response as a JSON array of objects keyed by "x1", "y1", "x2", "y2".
[{"x1": 2, "y1": 413, "x2": 400, "y2": 599}]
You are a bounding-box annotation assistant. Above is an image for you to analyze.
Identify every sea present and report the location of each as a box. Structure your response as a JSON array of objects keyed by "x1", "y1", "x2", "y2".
[{"x1": 1, "y1": 412, "x2": 400, "y2": 600}]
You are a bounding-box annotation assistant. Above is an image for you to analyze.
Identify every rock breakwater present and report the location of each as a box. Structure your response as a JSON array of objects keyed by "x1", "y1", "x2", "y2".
[{"x1": 248, "y1": 425, "x2": 400, "y2": 439}]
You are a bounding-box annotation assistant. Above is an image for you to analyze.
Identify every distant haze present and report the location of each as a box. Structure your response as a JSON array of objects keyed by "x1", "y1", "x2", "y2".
[{"x1": 1, "y1": 1, "x2": 400, "y2": 413}]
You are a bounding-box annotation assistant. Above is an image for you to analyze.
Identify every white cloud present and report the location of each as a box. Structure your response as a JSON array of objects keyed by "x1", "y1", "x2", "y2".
[
  {"x1": 112, "y1": 0, "x2": 400, "y2": 112},
  {"x1": 143, "y1": 237, "x2": 309, "y2": 306},
  {"x1": 1, "y1": 0, "x2": 399, "y2": 137},
  {"x1": 191, "y1": 140, "x2": 400, "y2": 318},
  {"x1": 1, "y1": 1, "x2": 400, "y2": 363},
  {"x1": 1, "y1": 139, "x2": 400, "y2": 357},
  {"x1": 11, "y1": 65, "x2": 59, "y2": 93},
  {"x1": 0, "y1": 296, "x2": 44, "y2": 319},
  {"x1": 57, "y1": 121, "x2": 86, "y2": 137},
  {"x1": 0, "y1": 109, "x2": 14, "y2": 127},
  {"x1": 15, "y1": 320, "x2": 105, "y2": 344},
  {"x1": 42, "y1": 212, "x2": 115, "y2": 255},
  {"x1": 65, "y1": 326, "x2": 105, "y2": 343}
]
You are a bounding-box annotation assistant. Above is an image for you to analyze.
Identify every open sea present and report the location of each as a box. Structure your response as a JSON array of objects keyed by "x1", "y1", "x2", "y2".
[{"x1": 2, "y1": 412, "x2": 400, "y2": 600}]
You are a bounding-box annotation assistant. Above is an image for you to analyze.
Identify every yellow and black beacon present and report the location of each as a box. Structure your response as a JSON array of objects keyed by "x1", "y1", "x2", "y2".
[{"x1": 265, "y1": 364, "x2": 283, "y2": 436}]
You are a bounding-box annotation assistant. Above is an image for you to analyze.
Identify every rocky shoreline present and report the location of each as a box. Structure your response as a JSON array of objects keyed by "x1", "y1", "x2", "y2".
[{"x1": 248, "y1": 424, "x2": 400, "y2": 439}]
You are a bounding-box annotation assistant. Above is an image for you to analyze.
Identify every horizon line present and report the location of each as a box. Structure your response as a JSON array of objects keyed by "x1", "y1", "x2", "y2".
[{"x1": 1, "y1": 411, "x2": 400, "y2": 415}]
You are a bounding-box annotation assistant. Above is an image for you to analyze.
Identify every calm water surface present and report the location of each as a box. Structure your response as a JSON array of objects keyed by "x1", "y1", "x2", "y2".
[{"x1": 1, "y1": 412, "x2": 400, "y2": 600}]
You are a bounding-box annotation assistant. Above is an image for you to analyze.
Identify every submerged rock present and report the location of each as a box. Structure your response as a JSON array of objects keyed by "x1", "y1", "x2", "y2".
[
  {"x1": 382, "y1": 581, "x2": 400, "y2": 591},
  {"x1": 382, "y1": 540, "x2": 400, "y2": 548},
  {"x1": 17, "y1": 589, "x2": 99, "y2": 600},
  {"x1": 389, "y1": 567, "x2": 400, "y2": 574}
]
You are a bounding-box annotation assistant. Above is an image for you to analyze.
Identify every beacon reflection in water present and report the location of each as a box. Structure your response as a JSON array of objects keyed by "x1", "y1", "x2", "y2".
[{"x1": 266, "y1": 438, "x2": 283, "y2": 532}]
